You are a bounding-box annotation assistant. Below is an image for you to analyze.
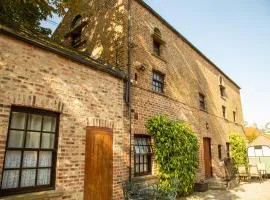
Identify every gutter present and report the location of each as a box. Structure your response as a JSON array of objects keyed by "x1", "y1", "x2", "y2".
[
  {"x1": 0, "y1": 24, "x2": 127, "y2": 81},
  {"x1": 127, "y1": 0, "x2": 133, "y2": 182}
]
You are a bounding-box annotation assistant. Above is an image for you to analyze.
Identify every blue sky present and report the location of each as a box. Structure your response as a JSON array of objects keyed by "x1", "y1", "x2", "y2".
[{"x1": 144, "y1": 0, "x2": 270, "y2": 128}]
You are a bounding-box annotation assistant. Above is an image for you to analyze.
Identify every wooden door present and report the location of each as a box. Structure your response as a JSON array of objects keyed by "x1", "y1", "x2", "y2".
[
  {"x1": 84, "y1": 127, "x2": 113, "y2": 200},
  {"x1": 203, "y1": 138, "x2": 212, "y2": 178}
]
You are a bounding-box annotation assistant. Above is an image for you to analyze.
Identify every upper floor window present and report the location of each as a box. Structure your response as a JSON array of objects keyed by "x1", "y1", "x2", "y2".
[
  {"x1": 152, "y1": 28, "x2": 165, "y2": 57},
  {"x1": 134, "y1": 135, "x2": 153, "y2": 176},
  {"x1": 199, "y1": 93, "x2": 206, "y2": 110},
  {"x1": 153, "y1": 40, "x2": 161, "y2": 56},
  {"x1": 152, "y1": 71, "x2": 164, "y2": 93},
  {"x1": 71, "y1": 15, "x2": 82, "y2": 29},
  {"x1": 0, "y1": 107, "x2": 59, "y2": 196},
  {"x1": 222, "y1": 106, "x2": 226, "y2": 119},
  {"x1": 219, "y1": 76, "x2": 226, "y2": 98},
  {"x1": 218, "y1": 145, "x2": 222, "y2": 160},
  {"x1": 233, "y1": 111, "x2": 236, "y2": 122}
]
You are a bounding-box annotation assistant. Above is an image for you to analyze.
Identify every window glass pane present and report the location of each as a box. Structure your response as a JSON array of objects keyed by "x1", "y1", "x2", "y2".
[
  {"x1": 39, "y1": 151, "x2": 52, "y2": 167},
  {"x1": 25, "y1": 132, "x2": 40, "y2": 148},
  {"x1": 43, "y1": 116, "x2": 56, "y2": 132},
  {"x1": 135, "y1": 146, "x2": 140, "y2": 154},
  {"x1": 21, "y1": 169, "x2": 36, "y2": 187},
  {"x1": 4, "y1": 151, "x2": 21, "y2": 168},
  {"x1": 37, "y1": 168, "x2": 51, "y2": 186},
  {"x1": 10, "y1": 112, "x2": 26, "y2": 129},
  {"x1": 28, "y1": 114, "x2": 42, "y2": 131},
  {"x1": 135, "y1": 165, "x2": 139, "y2": 173},
  {"x1": 140, "y1": 155, "x2": 144, "y2": 163},
  {"x1": 141, "y1": 138, "x2": 147, "y2": 145},
  {"x1": 41, "y1": 133, "x2": 55, "y2": 149},
  {"x1": 135, "y1": 155, "x2": 139, "y2": 164},
  {"x1": 8, "y1": 130, "x2": 24, "y2": 148},
  {"x1": 144, "y1": 164, "x2": 147, "y2": 172},
  {"x1": 143, "y1": 146, "x2": 148, "y2": 154},
  {"x1": 134, "y1": 138, "x2": 139, "y2": 145},
  {"x1": 140, "y1": 164, "x2": 144, "y2": 172},
  {"x1": 1, "y1": 170, "x2": 19, "y2": 189},
  {"x1": 23, "y1": 151, "x2": 37, "y2": 168}
]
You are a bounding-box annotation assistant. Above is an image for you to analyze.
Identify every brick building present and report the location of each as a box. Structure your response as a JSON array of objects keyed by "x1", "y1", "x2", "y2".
[
  {"x1": 0, "y1": 0, "x2": 245, "y2": 199},
  {"x1": 0, "y1": 26, "x2": 129, "y2": 199}
]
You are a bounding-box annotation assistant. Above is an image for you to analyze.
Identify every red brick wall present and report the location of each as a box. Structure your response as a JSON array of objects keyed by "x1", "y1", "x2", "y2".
[
  {"x1": 0, "y1": 34, "x2": 129, "y2": 200},
  {"x1": 130, "y1": 0, "x2": 245, "y2": 180}
]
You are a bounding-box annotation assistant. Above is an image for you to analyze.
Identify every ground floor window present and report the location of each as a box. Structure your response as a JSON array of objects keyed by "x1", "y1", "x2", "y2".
[
  {"x1": 134, "y1": 135, "x2": 153, "y2": 176},
  {"x1": 0, "y1": 106, "x2": 59, "y2": 196}
]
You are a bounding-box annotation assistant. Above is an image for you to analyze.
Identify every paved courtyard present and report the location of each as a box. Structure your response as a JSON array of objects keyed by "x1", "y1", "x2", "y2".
[{"x1": 178, "y1": 180, "x2": 270, "y2": 200}]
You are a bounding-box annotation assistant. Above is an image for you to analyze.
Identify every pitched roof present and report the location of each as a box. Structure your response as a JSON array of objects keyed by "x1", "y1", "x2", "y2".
[{"x1": 249, "y1": 135, "x2": 270, "y2": 147}]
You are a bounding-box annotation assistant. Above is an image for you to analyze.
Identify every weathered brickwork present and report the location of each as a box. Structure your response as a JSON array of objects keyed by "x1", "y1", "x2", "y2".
[
  {"x1": 0, "y1": 0, "x2": 246, "y2": 199},
  {"x1": 0, "y1": 34, "x2": 129, "y2": 200},
  {"x1": 53, "y1": 0, "x2": 129, "y2": 71},
  {"x1": 130, "y1": 0, "x2": 244, "y2": 180},
  {"x1": 76, "y1": 0, "x2": 245, "y2": 184}
]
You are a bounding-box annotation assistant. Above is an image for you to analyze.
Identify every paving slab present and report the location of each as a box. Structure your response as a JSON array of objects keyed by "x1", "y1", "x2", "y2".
[{"x1": 178, "y1": 180, "x2": 270, "y2": 200}]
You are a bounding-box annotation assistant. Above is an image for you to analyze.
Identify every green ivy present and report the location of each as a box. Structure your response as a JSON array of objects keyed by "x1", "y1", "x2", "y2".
[
  {"x1": 229, "y1": 133, "x2": 248, "y2": 166},
  {"x1": 146, "y1": 116, "x2": 199, "y2": 195}
]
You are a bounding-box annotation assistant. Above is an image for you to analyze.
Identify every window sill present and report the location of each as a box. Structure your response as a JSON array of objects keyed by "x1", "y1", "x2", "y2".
[
  {"x1": 200, "y1": 108, "x2": 208, "y2": 113},
  {"x1": 151, "y1": 90, "x2": 167, "y2": 97},
  {"x1": 0, "y1": 189, "x2": 64, "y2": 200},
  {"x1": 221, "y1": 96, "x2": 227, "y2": 100},
  {"x1": 132, "y1": 175, "x2": 158, "y2": 183},
  {"x1": 151, "y1": 53, "x2": 167, "y2": 63}
]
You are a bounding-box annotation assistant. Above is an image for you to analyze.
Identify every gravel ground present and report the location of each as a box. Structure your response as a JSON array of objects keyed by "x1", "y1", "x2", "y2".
[{"x1": 178, "y1": 180, "x2": 270, "y2": 200}]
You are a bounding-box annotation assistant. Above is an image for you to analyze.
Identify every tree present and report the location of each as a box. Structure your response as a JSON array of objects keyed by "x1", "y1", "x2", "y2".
[
  {"x1": 229, "y1": 133, "x2": 248, "y2": 166},
  {"x1": 0, "y1": 0, "x2": 70, "y2": 35}
]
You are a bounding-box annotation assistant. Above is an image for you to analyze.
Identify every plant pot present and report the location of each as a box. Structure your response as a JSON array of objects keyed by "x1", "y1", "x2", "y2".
[{"x1": 194, "y1": 182, "x2": 208, "y2": 192}]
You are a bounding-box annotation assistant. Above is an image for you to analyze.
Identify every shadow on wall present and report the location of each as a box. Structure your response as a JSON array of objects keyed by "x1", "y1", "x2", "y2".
[{"x1": 52, "y1": 0, "x2": 128, "y2": 70}]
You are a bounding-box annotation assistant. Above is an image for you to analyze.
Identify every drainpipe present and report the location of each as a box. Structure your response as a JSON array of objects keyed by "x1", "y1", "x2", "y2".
[{"x1": 127, "y1": 0, "x2": 132, "y2": 182}]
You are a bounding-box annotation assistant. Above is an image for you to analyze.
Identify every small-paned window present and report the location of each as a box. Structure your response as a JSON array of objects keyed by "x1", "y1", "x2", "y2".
[
  {"x1": 222, "y1": 106, "x2": 226, "y2": 119},
  {"x1": 0, "y1": 107, "x2": 59, "y2": 196},
  {"x1": 152, "y1": 71, "x2": 164, "y2": 93},
  {"x1": 134, "y1": 135, "x2": 153, "y2": 176},
  {"x1": 199, "y1": 93, "x2": 206, "y2": 110},
  {"x1": 218, "y1": 145, "x2": 222, "y2": 160},
  {"x1": 226, "y1": 142, "x2": 230, "y2": 158}
]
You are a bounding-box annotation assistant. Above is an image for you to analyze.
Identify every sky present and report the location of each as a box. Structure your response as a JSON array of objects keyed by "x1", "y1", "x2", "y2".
[{"x1": 144, "y1": 0, "x2": 270, "y2": 128}]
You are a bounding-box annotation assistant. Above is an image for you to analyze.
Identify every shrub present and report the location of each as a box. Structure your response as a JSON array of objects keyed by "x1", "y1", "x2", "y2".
[
  {"x1": 229, "y1": 133, "x2": 248, "y2": 166},
  {"x1": 146, "y1": 116, "x2": 199, "y2": 195}
]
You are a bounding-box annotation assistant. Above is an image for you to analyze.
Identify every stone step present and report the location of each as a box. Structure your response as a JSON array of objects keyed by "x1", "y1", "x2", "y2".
[{"x1": 205, "y1": 178, "x2": 228, "y2": 190}]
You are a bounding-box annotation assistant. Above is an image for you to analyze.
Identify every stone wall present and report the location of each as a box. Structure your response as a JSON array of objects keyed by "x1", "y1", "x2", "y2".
[{"x1": 0, "y1": 34, "x2": 128, "y2": 200}]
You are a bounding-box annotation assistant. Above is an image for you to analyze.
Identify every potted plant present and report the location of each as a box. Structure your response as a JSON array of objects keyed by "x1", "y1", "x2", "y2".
[{"x1": 194, "y1": 179, "x2": 208, "y2": 192}]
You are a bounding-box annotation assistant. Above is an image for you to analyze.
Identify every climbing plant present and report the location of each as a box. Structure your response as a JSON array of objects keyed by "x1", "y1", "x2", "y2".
[
  {"x1": 229, "y1": 133, "x2": 248, "y2": 166},
  {"x1": 146, "y1": 116, "x2": 199, "y2": 195}
]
